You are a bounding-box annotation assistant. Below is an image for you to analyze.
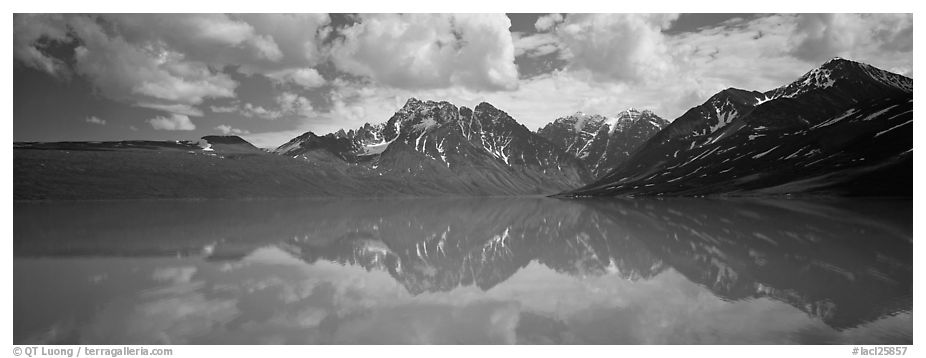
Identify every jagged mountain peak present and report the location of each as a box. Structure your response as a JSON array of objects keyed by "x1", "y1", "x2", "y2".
[
  {"x1": 398, "y1": 97, "x2": 456, "y2": 114},
  {"x1": 620, "y1": 107, "x2": 643, "y2": 117},
  {"x1": 537, "y1": 108, "x2": 668, "y2": 178},
  {"x1": 403, "y1": 97, "x2": 422, "y2": 107},
  {"x1": 274, "y1": 97, "x2": 592, "y2": 194},
  {"x1": 474, "y1": 101, "x2": 501, "y2": 112},
  {"x1": 614, "y1": 107, "x2": 659, "y2": 121},
  {"x1": 549, "y1": 112, "x2": 608, "y2": 131}
]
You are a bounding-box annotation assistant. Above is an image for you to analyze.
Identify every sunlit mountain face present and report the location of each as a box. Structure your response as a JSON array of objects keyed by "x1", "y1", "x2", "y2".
[{"x1": 15, "y1": 197, "x2": 911, "y2": 344}]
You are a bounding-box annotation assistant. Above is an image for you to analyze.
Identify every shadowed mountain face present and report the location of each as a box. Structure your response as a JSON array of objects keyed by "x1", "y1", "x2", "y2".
[
  {"x1": 15, "y1": 197, "x2": 911, "y2": 342},
  {"x1": 274, "y1": 99, "x2": 591, "y2": 195},
  {"x1": 567, "y1": 58, "x2": 913, "y2": 197}
]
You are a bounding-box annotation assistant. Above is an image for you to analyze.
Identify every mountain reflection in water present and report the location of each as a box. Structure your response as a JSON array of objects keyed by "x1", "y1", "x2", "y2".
[{"x1": 14, "y1": 197, "x2": 912, "y2": 344}]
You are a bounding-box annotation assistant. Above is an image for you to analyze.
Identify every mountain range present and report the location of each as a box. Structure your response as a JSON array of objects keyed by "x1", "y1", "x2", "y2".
[
  {"x1": 564, "y1": 58, "x2": 912, "y2": 197},
  {"x1": 13, "y1": 57, "x2": 912, "y2": 199},
  {"x1": 537, "y1": 109, "x2": 670, "y2": 177},
  {"x1": 273, "y1": 99, "x2": 594, "y2": 195}
]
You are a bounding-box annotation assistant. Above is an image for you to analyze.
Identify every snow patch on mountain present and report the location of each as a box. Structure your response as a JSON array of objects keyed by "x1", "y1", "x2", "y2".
[{"x1": 414, "y1": 117, "x2": 438, "y2": 131}]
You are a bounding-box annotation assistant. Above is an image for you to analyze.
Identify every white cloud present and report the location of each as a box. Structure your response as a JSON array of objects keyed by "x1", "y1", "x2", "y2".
[
  {"x1": 233, "y1": 14, "x2": 331, "y2": 73},
  {"x1": 136, "y1": 103, "x2": 205, "y2": 117},
  {"x1": 534, "y1": 13, "x2": 564, "y2": 32},
  {"x1": 101, "y1": 14, "x2": 293, "y2": 70},
  {"x1": 224, "y1": 92, "x2": 315, "y2": 121},
  {"x1": 85, "y1": 116, "x2": 106, "y2": 125},
  {"x1": 512, "y1": 32, "x2": 562, "y2": 58},
  {"x1": 266, "y1": 68, "x2": 326, "y2": 89},
  {"x1": 275, "y1": 92, "x2": 315, "y2": 118},
  {"x1": 329, "y1": 14, "x2": 519, "y2": 91},
  {"x1": 240, "y1": 103, "x2": 283, "y2": 120},
  {"x1": 14, "y1": 13, "x2": 913, "y2": 142},
  {"x1": 789, "y1": 14, "x2": 913, "y2": 64},
  {"x1": 62, "y1": 15, "x2": 238, "y2": 116},
  {"x1": 209, "y1": 105, "x2": 238, "y2": 113},
  {"x1": 147, "y1": 114, "x2": 196, "y2": 131},
  {"x1": 215, "y1": 124, "x2": 250, "y2": 135},
  {"x1": 13, "y1": 14, "x2": 332, "y2": 118},
  {"x1": 13, "y1": 14, "x2": 70, "y2": 77},
  {"x1": 553, "y1": 14, "x2": 680, "y2": 83}
]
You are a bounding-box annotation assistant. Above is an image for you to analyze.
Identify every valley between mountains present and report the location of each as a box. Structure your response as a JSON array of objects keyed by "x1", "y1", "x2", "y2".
[{"x1": 13, "y1": 58, "x2": 912, "y2": 200}]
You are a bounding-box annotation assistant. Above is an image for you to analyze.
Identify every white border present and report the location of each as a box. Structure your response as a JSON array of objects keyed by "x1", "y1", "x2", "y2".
[{"x1": 3, "y1": 2, "x2": 921, "y2": 357}]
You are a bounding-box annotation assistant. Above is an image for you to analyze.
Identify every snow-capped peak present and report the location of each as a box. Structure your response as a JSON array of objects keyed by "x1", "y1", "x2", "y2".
[{"x1": 770, "y1": 58, "x2": 912, "y2": 99}]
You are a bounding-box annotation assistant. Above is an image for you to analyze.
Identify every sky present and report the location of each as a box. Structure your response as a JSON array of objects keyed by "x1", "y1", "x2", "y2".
[{"x1": 13, "y1": 13, "x2": 913, "y2": 148}]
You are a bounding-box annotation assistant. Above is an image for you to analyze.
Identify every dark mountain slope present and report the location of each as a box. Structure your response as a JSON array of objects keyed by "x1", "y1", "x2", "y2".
[{"x1": 565, "y1": 58, "x2": 912, "y2": 197}]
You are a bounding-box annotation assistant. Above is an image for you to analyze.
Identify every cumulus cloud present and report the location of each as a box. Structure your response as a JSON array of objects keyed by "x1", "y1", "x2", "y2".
[
  {"x1": 13, "y1": 14, "x2": 332, "y2": 119},
  {"x1": 212, "y1": 92, "x2": 315, "y2": 121},
  {"x1": 240, "y1": 103, "x2": 283, "y2": 120},
  {"x1": 147, "y1": 114, "x2": 196, "y2": 131},
  {"x1": 62, "y1": 15, "x2": 238, "y2": 115},
  {"x1": 85, "y1": 116, "x2": 106, "y2": 125},
  {"x1": 499, "y1": 13, "x2": 910, "y2": 123},
  {"x1": 13, "y1": 14, "x2": 71, "y2": 77},
  {"x1": 553, "y1": 14, "x2": 680, "y2": 83},
  {"x1": 790, "y1": 14, "x2": 913, "y2": 63},
  {"x1": 137, "y1": 103, "x2": 205, "y2": 117},
  {"x1": 512, "y1": 32, "x2": 562, "y2": 58},
  {"x1": 14, "y1": 13, "x2": 914, "y2": 143},
  {"x1": 215, "y1": 124, "x2": 250, "y2": 135},
  {"x1": 266, "y1": 68, "x2": 326, "y2": 89},
  {"x1": 234, "y1": 13, "x2": 331, "y2": 73},
  {"x1": 329, "y1": 14, "x2": 519, "y2": 91},
  {"x1": 103, "y1": 14, "x2": 285, "y2": 66},
  {"x1": 275, "y1": 92, "x2": 315, "y2": 117},
  {"x1": 534, "y1": 13, "x2": 564, "y2": 32},
  {"x1": 210, "y1": 105, "x2": 238, "y2": 113}
]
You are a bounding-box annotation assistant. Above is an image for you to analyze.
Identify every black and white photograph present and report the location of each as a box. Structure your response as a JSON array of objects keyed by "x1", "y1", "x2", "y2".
[{"x1": 8, "y1": 3, "x2": 918, "y2": 352}]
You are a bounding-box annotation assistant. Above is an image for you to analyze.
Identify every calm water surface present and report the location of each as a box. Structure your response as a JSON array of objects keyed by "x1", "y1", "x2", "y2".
[{"x1": 14, "y1": 197, "x2": 912, "y2": 344}]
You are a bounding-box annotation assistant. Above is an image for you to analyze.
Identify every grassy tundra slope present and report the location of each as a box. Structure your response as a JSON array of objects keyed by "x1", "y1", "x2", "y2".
[
  {"x1": 13, "y1": 136, "x2": 572, "y2": 200},
  {"x1": 14, "y1": 139, "x2": 374, "y2": 200}
]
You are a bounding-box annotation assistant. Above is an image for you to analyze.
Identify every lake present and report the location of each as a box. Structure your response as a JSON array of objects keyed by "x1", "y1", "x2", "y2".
[{"x1": 13, "y1": 197, "x2": 912, "y2": 344}]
